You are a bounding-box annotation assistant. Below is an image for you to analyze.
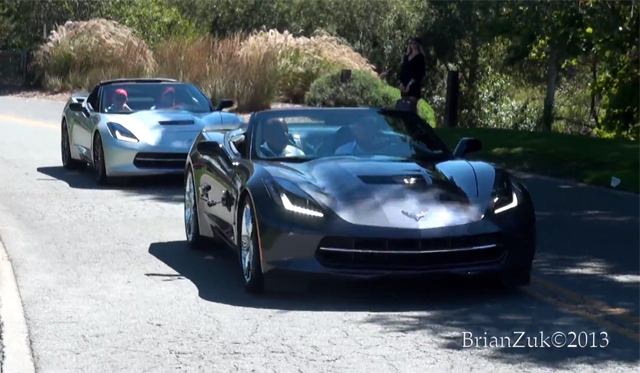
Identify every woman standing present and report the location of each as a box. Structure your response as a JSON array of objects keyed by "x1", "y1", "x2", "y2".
[{"x1": 397, "y1": 37, "x2": 426, "y2": 112}]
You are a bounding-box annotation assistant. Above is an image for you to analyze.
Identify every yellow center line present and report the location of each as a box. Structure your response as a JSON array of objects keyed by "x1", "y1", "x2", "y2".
[
  {"x1": 528, "y1": 276, "x2": 640, "y2": 342},
  {"x1": 0, "y1": 114, "x2": 57, "y2": 129},
  {"x1": 532, "y1": 276, "x2": 640, "y2": 325},
  {"x1": 524, "y1": 286, "x2": 640, "y2": 342}
]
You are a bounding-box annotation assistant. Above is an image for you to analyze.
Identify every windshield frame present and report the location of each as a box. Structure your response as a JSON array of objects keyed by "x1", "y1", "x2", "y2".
[
  {"x1": 248, "y1": 107, "x2": 454, "y2": 162},
  {"x1": 98, "y1": 82, "x2": 214, "y2": 114}
]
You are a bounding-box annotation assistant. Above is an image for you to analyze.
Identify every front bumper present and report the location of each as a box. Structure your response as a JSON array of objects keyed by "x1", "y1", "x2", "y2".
[
  {"x1": 255, "y1": 206, "x2": 535, "y2": 280},
  {"x1": 101, "y1": 132, "x2": 191, "y2": 177}
]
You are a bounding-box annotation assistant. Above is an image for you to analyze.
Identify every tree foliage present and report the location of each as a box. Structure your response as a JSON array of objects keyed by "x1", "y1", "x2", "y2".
[
  {"x1": 0, "y1": 0, "x2": 198, "y2": 50},
  {"x1": 0, "y1": 0, "x2": 636, "y2": 138}
]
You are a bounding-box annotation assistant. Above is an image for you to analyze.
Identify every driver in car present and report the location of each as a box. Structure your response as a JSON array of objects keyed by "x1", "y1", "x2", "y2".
[
  {"x1": 105, "y1": 88, "x2": 132, "y2": 112},
  {"x1": 260, "y1": 118, "x2": 305, "y2": 158},
  {"x1": 334, "y1": 116, "x2": 385, "y2": 155}
]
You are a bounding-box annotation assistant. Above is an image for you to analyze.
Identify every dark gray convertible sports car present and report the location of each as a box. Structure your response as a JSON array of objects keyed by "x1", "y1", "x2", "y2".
[{"x1": 184, "y1": 107, "x2": 536, "y2": 293}]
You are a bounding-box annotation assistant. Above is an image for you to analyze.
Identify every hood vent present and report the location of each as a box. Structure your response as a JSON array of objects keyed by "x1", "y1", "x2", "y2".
[
  {"x1": 358, "y1": 174, "x2": 427, "y2": 186},
  {"x1": 158, "y1": 120, "x2": 195, "y2": 125}
]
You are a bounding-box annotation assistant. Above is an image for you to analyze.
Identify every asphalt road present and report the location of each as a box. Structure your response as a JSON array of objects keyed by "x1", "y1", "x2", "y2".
[{"x1": 0, "y1": 96, "x2": 638, "y2": 372}]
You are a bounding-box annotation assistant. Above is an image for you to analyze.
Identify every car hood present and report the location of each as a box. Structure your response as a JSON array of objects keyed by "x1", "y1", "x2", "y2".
[
  {"x1": 103, "y1": 110, "x2": 211, "y2": 148},
  {"x1": 261, "y1": 156, "x2": 490, "y2": 229}
]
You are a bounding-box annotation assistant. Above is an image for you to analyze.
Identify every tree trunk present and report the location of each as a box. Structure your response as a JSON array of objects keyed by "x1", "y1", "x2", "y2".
[
  {"x1": 542, "y1": 48, "x2": 558, "y2": 132},
  {"x1": 590, "y1": 57, "x2": 599, "y2": 127},
  {"x1": 465, "y1": 32, "x2": 480, "y2": 128}
]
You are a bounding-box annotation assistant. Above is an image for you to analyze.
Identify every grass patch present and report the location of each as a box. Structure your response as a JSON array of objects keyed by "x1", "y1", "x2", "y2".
[{"x1": 434, "y1": 127, "x2": 639, "y2": 193}]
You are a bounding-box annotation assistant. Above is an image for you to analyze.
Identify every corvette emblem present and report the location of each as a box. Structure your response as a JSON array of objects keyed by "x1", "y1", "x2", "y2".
[{"x1": 401, "y1": 209, "x2": 428, "y2": 222}]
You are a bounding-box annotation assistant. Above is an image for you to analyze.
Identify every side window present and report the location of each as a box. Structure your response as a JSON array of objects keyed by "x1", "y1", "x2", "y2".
[{"x1": 86, "y1": 86, "x2": 100, "y2": 111}]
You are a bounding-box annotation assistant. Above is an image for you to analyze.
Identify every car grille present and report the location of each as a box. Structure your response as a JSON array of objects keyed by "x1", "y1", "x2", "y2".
[
  {"x1": 315, "y1": 233, "x2": 505, "y2": 270},
  {"x1": 133, "y1": 152, "x2": 188, "y2": 169}
]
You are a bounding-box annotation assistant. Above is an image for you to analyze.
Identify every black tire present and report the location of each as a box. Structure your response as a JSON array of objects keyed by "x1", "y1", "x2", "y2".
[
  {"x1": 61, "y1": 120, "x2": 86, "y2": 170},
  {"x1": 184, "y1": 167, "x2": 208, "y2": 250},
  {"x1": 238, "y1": 196, "x2": 264, "y2": 293},
  {"x1": 92, "y1": 132, "x2": 109, "y2": 185}
]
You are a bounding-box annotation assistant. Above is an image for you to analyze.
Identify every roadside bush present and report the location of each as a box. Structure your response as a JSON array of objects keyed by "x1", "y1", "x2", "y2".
[
  {"x1": 154, "y1": 29, "x2": 377, "y2": 112},
  {"x1": 103, "y1": 0, "x2": 202, "y2": 48},
  {"x1": 239, "y1": 29, "x2": 378, "y2": 104},
  {"x1": 381, "y1": 85, "x2": 437, "y2": 127},
  {"x1": 305, "y1": 70, "x2": 394, "y2": 108},
  {"x1": 30, "y1": 19, "x2": 156, "y2": 91},
  {"x1": 154, "y1": 34, "x2": 281, "y2": 113},
  {"x1": 305, "y1": 70, "x2": 436, "y2": 126}
]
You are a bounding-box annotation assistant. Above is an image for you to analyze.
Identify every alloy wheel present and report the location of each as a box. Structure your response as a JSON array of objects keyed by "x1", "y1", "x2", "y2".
[
  {"x1": 93, "y1": 137, "x2": 102, "y2": 175},
  {"x1": 61, "y1": 124, "x2": 70, "y2": 165},
  {"x1": 240, "y1": 204, "x2": 254, "y2": 282},
  {"x1": 185, "y1": 171, "x2": 196, "y2": 242}
]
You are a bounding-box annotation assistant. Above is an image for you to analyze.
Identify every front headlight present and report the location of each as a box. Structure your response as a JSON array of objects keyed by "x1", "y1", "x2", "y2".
[
  {"x1": 106, "y1": 122, "x2": 139, "y2": 143},
  {"x1": 492, "y1": 170, "x2": 519, "y2": 214},
  {"x1": 263, "y1": 178, "x2": 325, "y2": 218}
]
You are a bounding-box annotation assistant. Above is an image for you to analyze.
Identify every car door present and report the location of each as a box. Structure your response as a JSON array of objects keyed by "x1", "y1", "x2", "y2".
[
  {"x1": 72, "y1": 85, "x2": 101, "y2": 161},
  {"x1": 197, "y1": 132, "x2": 245, "y2": 244},
  {"x1": 216, "y1": 131, "x2": 248, "y2": 242}
]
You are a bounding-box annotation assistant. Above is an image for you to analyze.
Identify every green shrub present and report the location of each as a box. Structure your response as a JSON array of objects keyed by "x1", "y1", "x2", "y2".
[
  {"x1": 304, "y1": 70, "x2": 392, "y2": 107},
  {"x1": 381, "y1": 85, "x2": 436, "y2": 127},
  {"x1": 304, "y1": 70, "x2": 436, "y2": 126},
  {"x1": 104, "y1": 0, "x2": 202, "y2": 48},
  {"x1": 239, "y1": 30, "x2": 378, "y2": 104}
]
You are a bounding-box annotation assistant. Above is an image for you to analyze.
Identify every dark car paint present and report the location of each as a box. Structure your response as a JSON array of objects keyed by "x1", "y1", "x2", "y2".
[{"x1": 185, "y1": 108, "x2": 536, "y2": 279}]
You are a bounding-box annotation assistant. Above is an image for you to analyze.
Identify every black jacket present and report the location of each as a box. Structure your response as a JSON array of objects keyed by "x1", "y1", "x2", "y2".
[{"x1": 399, "y1": 53, "x2": 426, "y2": 97}]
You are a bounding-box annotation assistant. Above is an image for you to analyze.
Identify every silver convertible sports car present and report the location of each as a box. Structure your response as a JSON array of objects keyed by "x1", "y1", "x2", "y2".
[{"x1": 60, "y1": 78, "x2": 241, "y2": 184}]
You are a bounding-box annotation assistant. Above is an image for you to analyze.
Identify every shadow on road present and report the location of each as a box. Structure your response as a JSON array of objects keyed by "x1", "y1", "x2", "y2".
[
  {"x1": 36, "y1": 165, "x2": 184, "y2": 203},
  {"x1": 148, "y1": 239, "x2": 639, "y2": 368},
  {"x1": 520, "y1": 173, "x2": 640, "y2": 324},
  {"x1": 148, "y1": 240, "x2": 522, "y2": 312}
]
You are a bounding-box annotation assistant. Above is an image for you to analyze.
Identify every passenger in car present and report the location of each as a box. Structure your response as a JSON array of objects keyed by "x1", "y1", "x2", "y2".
[
  {"x1": 334, "y1": 116, "x2": 383, "y2": 155},
  {"x1": 151, "y1": 87, "x2": 177, "y2": 110}
]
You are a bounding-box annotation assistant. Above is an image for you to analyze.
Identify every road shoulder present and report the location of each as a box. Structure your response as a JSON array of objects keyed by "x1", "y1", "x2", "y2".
[{"x1": 0, "y1": 235, "x2": 35, "y2": 373}]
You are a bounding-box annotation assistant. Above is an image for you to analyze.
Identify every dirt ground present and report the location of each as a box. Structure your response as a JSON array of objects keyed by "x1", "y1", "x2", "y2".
[{"x1": 0, "y1": 87, "x2": 72, "y2": 102}]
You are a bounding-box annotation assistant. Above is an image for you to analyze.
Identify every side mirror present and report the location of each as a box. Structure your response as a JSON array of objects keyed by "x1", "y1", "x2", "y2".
[
  {"x1": 215, "y1": 99, "x2": 234, "y2": 111},
  {"x1": 198, "y1": 140, "x2": 236, "y2": 168},
  {"x1": 69, "y1": 102, "x2": 84, "y2": 112},
  {"x1": 197, "y1": 141, "x2": 224, "y2": 157},
  {"x1": 69, "y1": 102, "x2": 90, "y2": 117},
  {"x1": 453, "y1": 137, "x2": 482, "y2": 158}
]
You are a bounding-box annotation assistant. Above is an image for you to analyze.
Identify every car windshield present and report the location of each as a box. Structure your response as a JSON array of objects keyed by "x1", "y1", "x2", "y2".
[
  {"x1": 101, "y1": 83, "x2": 213, "y2": 114},
  {"x1": 252, "y1": 108, "x2": 451, "y2": 162}
]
